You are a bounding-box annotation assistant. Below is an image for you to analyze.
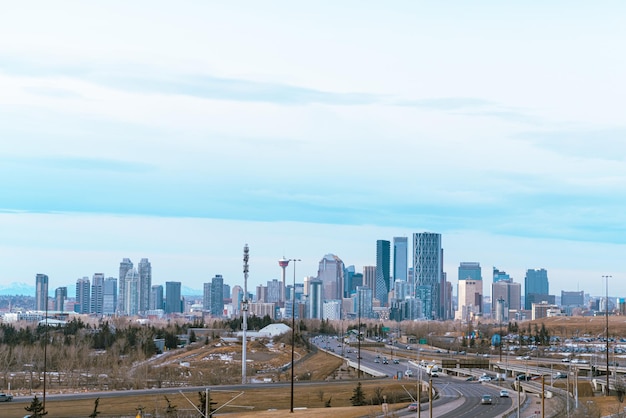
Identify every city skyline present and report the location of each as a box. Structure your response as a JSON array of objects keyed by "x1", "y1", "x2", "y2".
[{"x1": 1, "y1": 3, "x2": 625, "y2": 296}]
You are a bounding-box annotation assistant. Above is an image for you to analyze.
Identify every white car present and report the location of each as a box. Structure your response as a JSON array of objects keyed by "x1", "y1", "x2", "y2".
[
  {"x1": 500, "y1": 389, "x2": 510, "y2": 398},
  {"x1": 478, "y1": 375, "x2": 492, "y2": 382}
]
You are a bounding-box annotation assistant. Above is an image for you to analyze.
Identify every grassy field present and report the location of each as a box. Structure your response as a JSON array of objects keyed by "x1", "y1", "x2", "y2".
[
  {"x1": 4, "y1": 349, "x2": 413, "y2": 417},
  {"x1": 5, "y1": 380, "x2": 412, "y2": 417}
]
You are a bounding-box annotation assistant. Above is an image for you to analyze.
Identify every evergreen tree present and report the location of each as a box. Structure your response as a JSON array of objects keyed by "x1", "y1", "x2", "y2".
[
  {"x1": 24, "y1": 395, "x2": 47, "y2": 417},
  {"x1": 350, "y1": 382, "x2": 366, "y2": 406}
]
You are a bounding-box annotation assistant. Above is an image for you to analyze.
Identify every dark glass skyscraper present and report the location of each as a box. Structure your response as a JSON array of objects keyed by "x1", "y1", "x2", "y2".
[
  {"x1": 138, "y1": 258, "x2": 152, "y2": 313},
  {"x1": 35, "y1": 273, "x2": 49, "y2": 311},
  {"x1": 525, "y1": 268, "x2": 550, "y2": 310},
  {"x1": 375, "y1": 240, "x2": 391, "y2": 307},
  {"x1": 413, "y1": 232, "x2": 442, "y2": 319},
  {"x1": 165, "y1": 281, "x2": 182, "y2": 314}
]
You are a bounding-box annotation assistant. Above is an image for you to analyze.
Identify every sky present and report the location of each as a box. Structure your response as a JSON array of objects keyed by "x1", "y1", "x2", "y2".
[{"x1": 1, "y1": 2, "x2": 625, "y2": 298}]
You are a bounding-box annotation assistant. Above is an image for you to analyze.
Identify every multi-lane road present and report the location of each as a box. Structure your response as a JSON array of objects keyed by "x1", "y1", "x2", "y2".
[{"x1": 312, "y1": 336, "x2": 515, "y2": 417}]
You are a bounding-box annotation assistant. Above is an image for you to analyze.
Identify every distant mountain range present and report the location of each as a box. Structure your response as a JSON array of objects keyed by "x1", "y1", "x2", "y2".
[
  {"x1": 0, "y1": 282, "x2": 202, "y2": 297},
  {"x1": 0, "y1": 282, "x2": 35, "y2": 296}
]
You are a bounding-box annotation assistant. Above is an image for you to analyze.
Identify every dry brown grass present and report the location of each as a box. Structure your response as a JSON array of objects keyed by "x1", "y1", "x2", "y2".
[
  {"x1": 4, "y1": 380, "x2": 411, "y2": 417},
  {"x1": 532, "y1": 315, "x2": 626, "y2": 338}
]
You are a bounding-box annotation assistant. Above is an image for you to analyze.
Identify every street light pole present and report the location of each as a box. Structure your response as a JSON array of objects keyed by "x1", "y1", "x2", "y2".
[
  {"x1": 603, "y1": 275, "x2": 612, "y2": 396},
  {"x1": 290, "y1": 258, "x2": 301, "y2": 413}
]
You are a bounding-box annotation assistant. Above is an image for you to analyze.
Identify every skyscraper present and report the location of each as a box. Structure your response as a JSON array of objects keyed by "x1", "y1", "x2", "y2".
[
  {"x1": 124, "y1": 268, "x2": 139, "y2": 316},
  {"x1": 165, "y1": 281, "x2": 182, "y2": 314},
  {"x1": 35, "y1": 273, "x2": 49, "y2": 311},
  {"x1": 54, "y1": 287, "x2": 67, "y2": 311},
  {"x1": 76, "y1": 277, "x2": 91, "y2": 314},
  {"x1": 211, "y1": 275, "x2": 224, "y2": 317},
  {"x1": 393, "y1": 237, "x2": 408, "y2": 282},
  {"x1": 356, "y1": 285, "x2": 373, "y2": 319},
  {"x1": 138, "y1": 258, "x2": 152, "y2": 313},
  {"x1": 266, "y1": 279, "x2": 281, "y2": 304},
  {"x1": 103, "y1": 277, "x2": 117, "y2": 315},
  {"x1": 124, "y1": 269, "x2": 140, "y2": 316},
  {"x1": 492, "y1": 279, "x2": 522, "y2": 313},
  {"x1": 308, "y1": 279, "x2": 323, "y2": 319},
  {"x1": 363, "y1": 266, "x2": 376, "y2": 290},
  {"x1": 232, "y1": 285, "x2": 243, "y2": 314},
  {"x1": 118, "y1": 258, "x2": 133, "y2": 314},
  {"x1": 91, "y1": 273, "x2": 105, "y2": 314},
  {"x1": 151, "y1": 285, "x2": 164, "y2": 311},
  {"x1": 317, "y1": 254, "x2": 344, "y2": 301},
  {"x1": 413, "y1": 232, "x2": 442, "y2": 319},
  {"x1": 524, "y1": 268, "x2": 550, "y2": 310},
  {"x1": 456, "y1": 262, "x2": 483, "y2": 320},
  {"x1": 375, "y1": 240, "x2": 391, "y2": 307}
]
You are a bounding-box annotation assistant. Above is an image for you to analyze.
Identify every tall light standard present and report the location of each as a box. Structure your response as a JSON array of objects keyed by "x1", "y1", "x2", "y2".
[
  {"x1": 290, "y1": 258, "x2": 301, "y2": 413},
  {"x1": 603, "y1": 275, "x2": 612, "y2": 396},
  {"x1": 241, "y1": 245, "x2": 250, "y2": 384}
]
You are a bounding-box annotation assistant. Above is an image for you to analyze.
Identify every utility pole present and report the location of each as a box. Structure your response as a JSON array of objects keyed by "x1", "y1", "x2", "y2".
[{"x1": 241, "y1": 245, "x2": 249, "y2": 384}]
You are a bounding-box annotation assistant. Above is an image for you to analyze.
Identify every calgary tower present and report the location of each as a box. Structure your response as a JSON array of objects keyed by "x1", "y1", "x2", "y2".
[{"x1": 279, "y1": 257, "x2": 290, "y2": 304}]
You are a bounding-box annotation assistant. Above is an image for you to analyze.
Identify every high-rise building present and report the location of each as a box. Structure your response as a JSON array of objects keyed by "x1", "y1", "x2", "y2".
[
  {"x1": 54, "y1": 287, "x2": 67, "y2": 311},
  {"x1": 138, "y1": 258, "x2": 152, "y2": 313},
  {"x1": 456, "y1": 262, "x2": 483, "y2": 320},
  {"x1": 266, "y1": 279, "x2": 281, "y2": 304},
  {"x1": 118, "y1": 258, "x2": 133, "y2": 314},
  {"x1": 211, "y1": 275, "x2": 224, "y2": 317},
  {"x1": 91, "y1": 273, "x2": 105, "y2": 314},
  {"x1": 124, "y1": 269, "x2": 140, "y2": 316},
  {"x1": 492, "y1": 279, "x2": 521, "y2": 313},
  {"x1": 103, "y1": 278, "x2": 117, "y2": 315},
  {"x1": 394, "y1": 280, "x2": 409, "y2": 301},
  {"x1": 232, "y1": 285, "x2": 243, "y2": 314},
  {"x1": 525, "y1": 268, "x2": 550, "y2": 310},
  {"x1": 35, "y1": 274, "x2": 49, "y2": 311},
  {"x1": 561, "y1": 290, "x2": 584, "y2": 307},
  {"x1": 356, "y1": 285, "x2": 373, "y2": 319},
  {"x1": 308, "y1": 279, "x2": 323, "y2": 319},
  {"x1": 165, "y1": 281, "x2": 182, "y2": 314},
  {"x1": 413, "y1": 232, "x2": 442, "y2": 319},
  {"x1": 317, "y1": 254, "x2": 344, "y2": 301},
  {"x1": 493, "y1": 267, "x2": 510, "y2": 283},
  {"x1": 375, "y1": 240, "x2": 391, "y2": 307},
  {"x1": 343, "y1": 265, "x2": 356, "y2": 298},
  {"x1": 363, "y1": 266, "x2": 376, "y2": 290},
  {"x1": 151, "y1": 285, "x2": 164, "y2": 311},
  {"x1": 323, "y1": 300, "x2": 341, "y2": 320},
  {"x1": 75, "y1": 277, "x2": 91, "y2": 314},
  {"x1": 393, "y1": 237, "x2": 408, "y2": 282}
]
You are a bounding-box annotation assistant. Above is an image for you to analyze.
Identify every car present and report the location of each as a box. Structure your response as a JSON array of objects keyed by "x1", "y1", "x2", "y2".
[
  {"x1": 561, "y1": 358, "x2": 570, "y2": 362},
  {"x1": 405, "y1": 369, "x2": 413, "y2": 377},
  {"x1": 0, "y1": 393, "x2": 13, "y2": 402},
  {"x1": 374, "y1": 358, "x2": 380, "y2": 363},
  {"x1": 465, "y1": 376, "x2": 477, "y2": 381},
  {"x1": 478, "y1": 375, "x2": 492, "y2": 382},
  {"x1": 408, "y1": 402, "x2": 419, "y2": 411},
  {"x1": 393, "y1": 359, "x2": 400, "y2": 364},
  {"x1": 481, "y1": 395, "x2": 493, "y2": 405},
  {"x1": 554, "y1": 372, "x2": 567, "y2": 379},
  {"x1": 499, "y1": 389, "x2": 509, "y2": 398},
  {"x1": 522, "y1": 355, "x2": 531, "y2": 360},
  {"x1": 430, "y1": 371, "x2": 439, "y2": 377},
  {"x1": 382, "y1": 359, "x2": 389, "y2": 364},
  {"x1": 516, "y1": 374, "x2": 532, "y2": 381}
]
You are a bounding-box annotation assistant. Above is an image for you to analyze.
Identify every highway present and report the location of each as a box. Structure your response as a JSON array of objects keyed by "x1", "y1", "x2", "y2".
[{"x1": 313, "y1": 336, "x2": 515, "y2": 417}]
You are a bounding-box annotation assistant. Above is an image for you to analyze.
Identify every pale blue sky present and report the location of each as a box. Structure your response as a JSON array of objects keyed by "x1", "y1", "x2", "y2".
[{"x1": 1, "y1": 2, "x2": 625, "y2": 297}]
